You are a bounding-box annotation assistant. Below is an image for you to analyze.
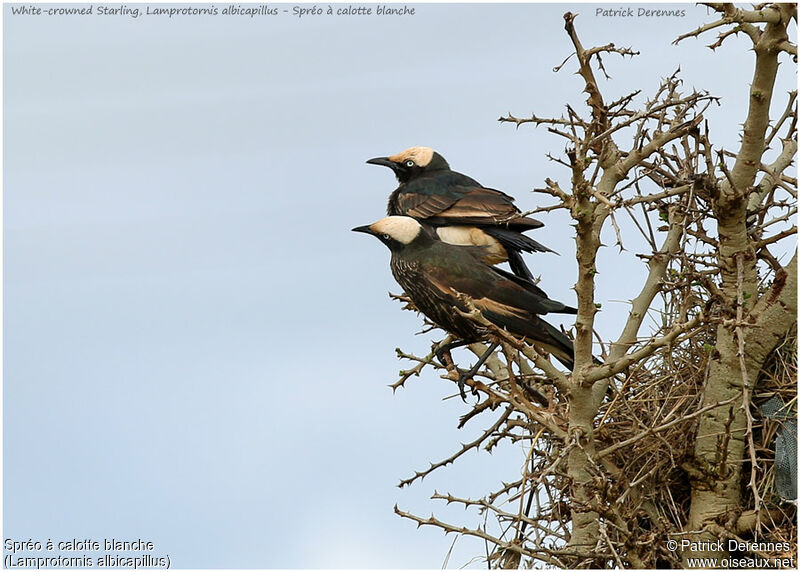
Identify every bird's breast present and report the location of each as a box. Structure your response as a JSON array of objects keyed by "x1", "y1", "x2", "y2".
[{"x1": 389, "y1": 255, "x2": 485, "y2": 341}]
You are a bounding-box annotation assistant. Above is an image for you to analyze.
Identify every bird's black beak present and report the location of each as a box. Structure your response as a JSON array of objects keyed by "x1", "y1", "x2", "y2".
[
  {"x1": 366, "y1": 157, "x2": 395, "y2": 168},
  {"x1": 351, "y1": 225, "x2": 374, "y2": 235}
]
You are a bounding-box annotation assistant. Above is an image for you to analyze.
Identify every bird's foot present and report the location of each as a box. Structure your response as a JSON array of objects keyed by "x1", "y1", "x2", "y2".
[
  {"x1": 455, "y1": 366, "x2": 484, "y2": 402},
  {"x1": 456, "y1": 371, "x2": 472, "y2": 401},
  {"x1": 434, "y1": 340, "x2": 488, "y2": 402}
]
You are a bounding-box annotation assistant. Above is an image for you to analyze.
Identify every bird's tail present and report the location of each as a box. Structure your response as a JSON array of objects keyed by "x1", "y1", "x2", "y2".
[
  {"x1": 506, "y1": 250, "x2": 536, "y2": 282},
  {"x1": 532, "y1": 322, "x2": 605, "y2": 370},
  {"x1": 484, "y1": 227, "x2": 556, "y2": 255},
  {"x1": 482, "y1": 310, "x2": 575, "y2": 370},
  {"x1": 534, "y1": 319, "x2": 575, "y2": 370}
]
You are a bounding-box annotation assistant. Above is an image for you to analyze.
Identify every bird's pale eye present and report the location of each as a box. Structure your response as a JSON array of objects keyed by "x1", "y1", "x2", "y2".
[
  {"x1": 382, "y1": 233, "x2": 391, "y2": 240},
  {"x1": 404, "y1": 159, "x2": 415, "y2": 168}
]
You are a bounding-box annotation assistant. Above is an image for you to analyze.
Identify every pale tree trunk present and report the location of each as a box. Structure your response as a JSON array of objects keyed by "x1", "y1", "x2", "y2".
[{"x1": 684, "y1": 4, "x2": 796, "y2": 564}]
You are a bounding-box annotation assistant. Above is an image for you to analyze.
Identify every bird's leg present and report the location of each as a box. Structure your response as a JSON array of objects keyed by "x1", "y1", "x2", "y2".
[
  {"x1": 435, "y1": 339, "x2": 477, "y2": 400},
  {"x1": 434, "y1": 339, "x2": 472, "y2": 369},
  {"x1": 435, "y1": 340, "x2": 500, "y2": 401},
  {"x1": 457, "y1": 342, "x2": 499, "y2": 400}
]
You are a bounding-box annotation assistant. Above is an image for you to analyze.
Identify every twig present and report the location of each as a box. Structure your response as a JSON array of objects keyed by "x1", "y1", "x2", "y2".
[{"x1": 397, "y1": 407, "x2": 512, "y2": 488}]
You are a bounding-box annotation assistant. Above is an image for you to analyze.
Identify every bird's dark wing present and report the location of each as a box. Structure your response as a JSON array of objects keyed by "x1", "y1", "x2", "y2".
[
  {"x1": 395, "y1": 191, "x2": 462, "y2": 219},
  {"x1": 424, "y1": 253, "x2": 575, "y2": 316},
  {"x1": 426, "y1": 188, "x2": 547, "y2": 232},
  {"x1": 423, "y1": 268, "x2": 575, "y2": 369},
  {"x1": 427, "y1": 187, "x2": 524, "y2": 224},
  {"x1": 392, "y1": 170, "x2": 530, "y2": 224}
]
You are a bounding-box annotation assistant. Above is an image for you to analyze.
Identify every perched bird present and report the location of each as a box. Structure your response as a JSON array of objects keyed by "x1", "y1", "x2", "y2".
[
  {"x1": 366, "y1": 146, "x2": 554, "y2": 282},
  {"x1": 353, "y1": 216, "x2": 576, "y2": 399}
]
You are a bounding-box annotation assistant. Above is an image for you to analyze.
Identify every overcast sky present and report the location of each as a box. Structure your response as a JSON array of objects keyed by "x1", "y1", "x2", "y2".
[{"x1": 4, "y1": 2, "x2": 796, "y2": 568}]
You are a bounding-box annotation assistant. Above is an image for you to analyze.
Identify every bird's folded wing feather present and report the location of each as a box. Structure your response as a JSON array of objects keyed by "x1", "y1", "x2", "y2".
[
  {"x1": 432, "y1": 188, "x2": 521, "y2": 223},
  {"x1": 398, "y1": 179, "x2": 529, "y2": 223},
  {"x1": 489, "y1": 266, "x2": 576, "y2": 313},
  {"x1": 426, "y1": 264, "x2": 572, "y2": 316},
  {"x1": 397, "y1": 192, "x2": 461, "y2": 219}
]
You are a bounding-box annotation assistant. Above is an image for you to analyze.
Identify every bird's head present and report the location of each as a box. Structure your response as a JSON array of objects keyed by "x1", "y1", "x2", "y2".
[
  {"x1": 366, "y1": 146, "x2": 450, "y2": 183},
  {"x1": 352, "y1": 216, "x2": 423, "y2": 250}
]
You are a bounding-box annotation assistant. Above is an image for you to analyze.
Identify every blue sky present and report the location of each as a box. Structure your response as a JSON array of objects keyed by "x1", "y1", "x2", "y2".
[{"x1": 4, "y1": 2, "x2": 796, "y2": 568}]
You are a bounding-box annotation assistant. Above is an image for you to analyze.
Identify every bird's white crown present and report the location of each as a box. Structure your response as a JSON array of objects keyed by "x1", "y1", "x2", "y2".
[
  {"x1": 387, "y1": 146, "x2": 434, "y2": 167},
  {"x1": 369, "y1": 216, "x2": 422, "y2": 245}
]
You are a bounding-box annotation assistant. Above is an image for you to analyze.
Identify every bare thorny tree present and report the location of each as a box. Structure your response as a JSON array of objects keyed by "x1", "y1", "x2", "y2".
[{"x1": 389, "y1": 5, "x2": 797, "y2": 569}]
